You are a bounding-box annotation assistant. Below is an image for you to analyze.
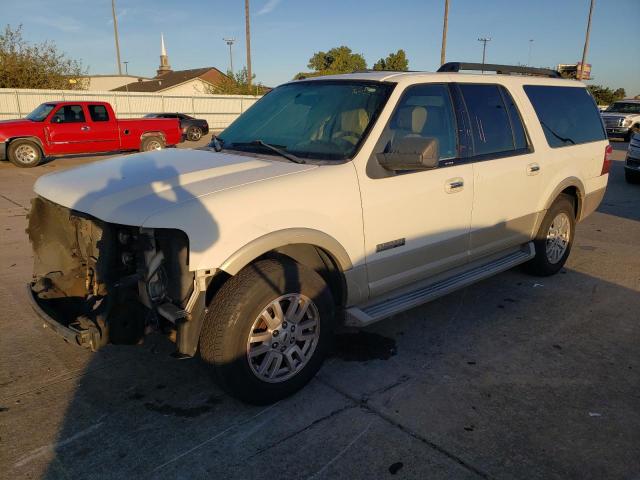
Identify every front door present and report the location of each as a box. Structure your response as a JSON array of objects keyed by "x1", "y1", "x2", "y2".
[
  {"x1": 45, "y1": 104, "x2": 93, "y2": 155},
  {"x1": 357, "y1": 83, "x2": 474, "y2": 298}
]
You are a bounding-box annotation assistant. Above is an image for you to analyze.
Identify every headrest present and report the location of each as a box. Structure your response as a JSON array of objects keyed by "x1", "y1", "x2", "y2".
[
  {"x1": 396, "y1": 106, "x2": 428, "y2": 133},
  {"x1": 339, "y1": 108, "x2": 369, "y2": 134}
]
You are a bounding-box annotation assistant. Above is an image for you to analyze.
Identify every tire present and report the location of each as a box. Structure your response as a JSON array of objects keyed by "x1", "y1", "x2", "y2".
[
  {"x1": 7, "y1": 139, "x2": 43, "y2": 167},
  {"x1": 525, "y1": 195, "x2": 576, "y2": 276},
  {"x1": 186, "y1": 126, "x2": 203, "y2": 142},
  {"x1": 625, "y1": 169, "x2": 640, "y2": 184},
  {"x1": 140, "y1": 136, "x2": 165, "y2": 152},
  {"x1": 199, "y1": 257, "x2": 335, "y2": 404}
]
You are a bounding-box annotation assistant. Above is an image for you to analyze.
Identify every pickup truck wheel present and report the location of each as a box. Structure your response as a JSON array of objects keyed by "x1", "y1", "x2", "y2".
[
  {"x1": 525, "y1": 195, "x2": 575, "y2": 276},
  {"x1": 186, "y1": 126, "x2": 203, "y2": 141},
  {"x1": 199, "y1": 257, "x2": 335, "y2": 404},
  {"x1": 8, "y1": 140, "x2": 43, "y2": 167},
  {"x1": 141, "y1": 136, "x2": 165, "y2": 152}
]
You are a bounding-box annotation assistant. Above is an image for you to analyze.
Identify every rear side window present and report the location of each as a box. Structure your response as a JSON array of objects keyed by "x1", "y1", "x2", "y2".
[
  {"x1": 524, "y1": 85, "x2": 606, "y2": 148},
  {"x1": 459, "y1": 84, "x2": 518, "y2": 156},
  {"x1": 88, "y1": 105, "x2": 109, "y2": 122}
]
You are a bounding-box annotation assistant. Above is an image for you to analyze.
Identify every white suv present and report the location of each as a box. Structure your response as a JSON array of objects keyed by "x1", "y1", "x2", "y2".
[{"x1": 27, "y1": 63, "x2": 610, "y2": 403}]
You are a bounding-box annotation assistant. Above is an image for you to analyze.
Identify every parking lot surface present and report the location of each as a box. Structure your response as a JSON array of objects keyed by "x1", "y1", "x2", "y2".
[{"x1": 1, "y1": 140, "x2": 638, "y2": 479}]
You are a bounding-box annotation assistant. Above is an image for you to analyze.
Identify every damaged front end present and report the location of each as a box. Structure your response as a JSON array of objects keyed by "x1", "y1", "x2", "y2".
[{"x1": 27, "y1": 197, "x2": 195, "y2": 351}]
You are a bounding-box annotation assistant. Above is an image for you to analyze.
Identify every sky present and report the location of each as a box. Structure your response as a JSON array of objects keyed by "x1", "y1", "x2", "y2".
[{"x1": 3, "y1": 0, "x2": 639, "y2": 95}]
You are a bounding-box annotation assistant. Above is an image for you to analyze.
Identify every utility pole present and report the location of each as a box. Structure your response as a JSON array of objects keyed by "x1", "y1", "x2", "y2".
[
  {"x1": 245, "y1": 0, "x2": 252, "y2": 87},
  {"x1": 527, "y1": 39, "x2": 534, "y2": 66},
  {"x1": 579, "y1": 0, "x2": 595, "y2": 80},
  {"x1": 478, "y1": 37, "x2": 491, "y2": 72},
  {"x1": 440, "y1": 0, "x2": 449, "y2": 66},
  {"x1": 223, "y1": 38, "x2": 236, "y2": 74},
  {"x1": 111, "y1": 0, "x2": 122, "y2": 75},
  {"x1": 123, "y1": 61, "x2": 129, "y2": 75}
]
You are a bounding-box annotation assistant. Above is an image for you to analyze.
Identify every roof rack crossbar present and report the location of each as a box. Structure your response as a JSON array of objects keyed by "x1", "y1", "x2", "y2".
[{"x1": 438, "y1": 62, "x2": 561, "y2": 78}]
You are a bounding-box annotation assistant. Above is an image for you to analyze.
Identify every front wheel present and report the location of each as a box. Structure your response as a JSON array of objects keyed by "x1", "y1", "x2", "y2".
[
  {"x1": 199, "y1": 257, "x2": 335, "y2": 404},
  {"x1": 525, "y1": 195, "x2": 576, "y2": 276},
  {"x1": 8, "y1": 139, "x2": 43, "y2": 167}
]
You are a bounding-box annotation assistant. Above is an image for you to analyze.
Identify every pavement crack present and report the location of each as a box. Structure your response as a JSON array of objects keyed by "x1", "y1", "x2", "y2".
[
  {"x1": 0, "y1": 194, "x2": 28, "y2": 211},
  {"x1": 317, "y1": 377, "x2": 491, "y2": 479},
  {"x1": 251, "y1": 404, "x2": 357, "y2": 457}
]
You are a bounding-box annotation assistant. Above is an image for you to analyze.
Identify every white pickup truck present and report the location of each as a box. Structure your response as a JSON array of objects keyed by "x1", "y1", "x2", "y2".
[
  {"x1": 27, "y1": 63, "x2": 610, "y2": 403},
  {"x1": 600, "y1": 99, "x2": 640, "y2": 141}
]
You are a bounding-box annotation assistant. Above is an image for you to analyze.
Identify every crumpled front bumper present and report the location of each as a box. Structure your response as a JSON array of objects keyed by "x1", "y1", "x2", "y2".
[{"x1": 26, "y1": 284, "x2": 101, "y2": 350}]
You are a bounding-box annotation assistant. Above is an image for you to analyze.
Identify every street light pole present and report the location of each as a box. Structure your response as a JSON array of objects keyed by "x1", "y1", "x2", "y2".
[
  {"x1": 111, "y1": 0, "x2": 122, "y2": 75},
  {"x1": 123, "y1": 61, "x2": 129, "y2": 75},
  {"x1": 579, "y1": 0, "x2": 595, "y2": 81},
  {"x1": 223, "y1": 38, "x2": 235, "y2": 73},
  {"x1": 527, "y1": 39, "x2": 534, "y2": 66},
  {"x1": 440, "y1": 0, "x2": 449, "y2": 66},
  {"x1": 245, "y1": 0, "x2": 252, "y2": 87},
  {"x1": 478, "y1": 37, "x2": 491, "y2": 72}
]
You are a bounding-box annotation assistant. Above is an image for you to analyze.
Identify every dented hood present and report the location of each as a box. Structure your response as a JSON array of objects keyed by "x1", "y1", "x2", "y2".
[{"x1": 34, "y1": 148, "x2": 316, "y2": 226}]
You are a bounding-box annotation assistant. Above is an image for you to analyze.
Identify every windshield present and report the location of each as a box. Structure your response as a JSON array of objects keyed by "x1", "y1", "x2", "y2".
[
  {"x1": 606, "y1": 102, "x2": 640, "y2": 114},
  {"x1": 26, "y1": 103, "x2": 56, "y2": 122},
  {"x1": 218, "y1": 80, "x2": 394, "y2": 161}
]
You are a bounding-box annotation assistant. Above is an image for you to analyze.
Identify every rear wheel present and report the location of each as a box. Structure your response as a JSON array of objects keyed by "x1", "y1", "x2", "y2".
[
  {"x1": 8, "y1": 139, "x2": 43, "y2": 167},
  {"x1": 186, "y1": 126, "x2": 203, "y2": 141},
  {"x1": 199, "y1": 257, "x2": 335, "y2": 404},
  {"x1": 525, "y1": 195, "x2": 575, "y2": 276},
  {"x1": 140, "y1": 136, "x2": 165, "y2": 152}
]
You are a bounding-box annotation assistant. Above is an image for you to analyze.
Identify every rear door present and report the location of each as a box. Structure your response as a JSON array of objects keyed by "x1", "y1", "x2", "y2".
[
  {"x1": 45, "y1": 104, "x2": 93, "y2": 155},
  {"x1": 456, "y1": 83, "x2": 542, "y2": 259},
  {"x1": 86, "y1": 104, "x2": 120, "y2": 152}
]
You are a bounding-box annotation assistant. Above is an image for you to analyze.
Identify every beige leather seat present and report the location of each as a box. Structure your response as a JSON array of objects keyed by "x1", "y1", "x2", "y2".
[
  {"x1": 333, "y1": 108, "x2": 369, "y2": 145},
  {"x1": 394, "y1": 105, "x2": 428, "y2": 137}
]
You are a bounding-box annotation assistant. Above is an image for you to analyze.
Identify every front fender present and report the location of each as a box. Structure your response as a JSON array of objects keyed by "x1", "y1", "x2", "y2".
[{"x1": 219, "y1": 228, "x2": 354, "y2": 275}]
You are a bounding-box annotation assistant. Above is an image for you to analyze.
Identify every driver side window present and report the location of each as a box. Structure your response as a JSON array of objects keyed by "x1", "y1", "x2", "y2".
[
  {"x1": 51, "y1": 105, "x2": 86, "y2": 124},
  {"x1": 384, "y1": 84, "x2": 458, "y2": 161}
]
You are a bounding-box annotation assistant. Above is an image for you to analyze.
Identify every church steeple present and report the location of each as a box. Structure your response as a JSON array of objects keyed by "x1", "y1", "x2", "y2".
[{"x1": 157, "y1": 33, "x2": 172, "y2": 76}]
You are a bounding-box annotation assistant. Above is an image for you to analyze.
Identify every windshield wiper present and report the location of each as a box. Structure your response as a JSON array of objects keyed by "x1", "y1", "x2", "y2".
[
  {"x1": 230, "y1": 140, "x2": 306, "y2": 164},
  {"x1": 540, "y1": 121, "x2": 576, "y2": 145}
]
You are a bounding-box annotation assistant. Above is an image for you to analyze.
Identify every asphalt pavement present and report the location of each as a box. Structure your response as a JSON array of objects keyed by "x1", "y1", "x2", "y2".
[{"x1": 0, "y1": 139, "x2": 638, "y2": 480}]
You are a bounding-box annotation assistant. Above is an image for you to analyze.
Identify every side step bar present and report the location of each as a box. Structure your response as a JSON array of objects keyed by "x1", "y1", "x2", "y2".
[{"x1": 345, "y1": 243, "x2": 535, "y2": 327}]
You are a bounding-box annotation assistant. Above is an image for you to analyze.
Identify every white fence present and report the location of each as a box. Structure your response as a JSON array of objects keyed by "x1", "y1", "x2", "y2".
[{"x1": 0, "y1": 88, "x2": 261, "y2": 130}]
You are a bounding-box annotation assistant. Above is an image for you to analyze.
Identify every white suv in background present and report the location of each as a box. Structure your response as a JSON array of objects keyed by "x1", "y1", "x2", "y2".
[{"x1": 27, "y1": 63, "x2": 610, "y2": 403}]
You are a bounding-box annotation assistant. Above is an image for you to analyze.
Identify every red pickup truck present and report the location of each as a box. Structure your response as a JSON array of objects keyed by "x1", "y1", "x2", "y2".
[{"x1": 0, "y1": 101, "x2": 184, "y2": 167}]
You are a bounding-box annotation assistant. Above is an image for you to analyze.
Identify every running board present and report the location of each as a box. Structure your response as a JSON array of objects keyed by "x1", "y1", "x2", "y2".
[{"x1": 345, "y1": 243, "x2": 535, "y2": 327}]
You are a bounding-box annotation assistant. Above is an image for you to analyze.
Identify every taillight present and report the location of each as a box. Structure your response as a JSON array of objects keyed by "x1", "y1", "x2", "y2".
[{"x1": 601, "y1": 144, "x2": 613, "y2": 175}]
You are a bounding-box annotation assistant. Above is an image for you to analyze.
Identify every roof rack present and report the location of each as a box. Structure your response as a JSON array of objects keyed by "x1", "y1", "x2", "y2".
[{"x1": 438, "y1": 62, "x2": 561, "y2": 78}]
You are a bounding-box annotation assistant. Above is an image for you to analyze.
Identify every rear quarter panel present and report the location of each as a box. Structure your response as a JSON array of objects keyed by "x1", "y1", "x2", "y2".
[{"x1": 117, "y1": 118, "x2": 182, "y2": 149}]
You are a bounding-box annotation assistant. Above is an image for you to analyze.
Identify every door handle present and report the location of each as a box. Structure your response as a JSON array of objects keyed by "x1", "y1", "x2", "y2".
[
  {"x1": 81, "y1": 126, "x2": 91, "y2": 131},
  {"x1": 445, "y1": 177, "x2": 464, "y2": 193},
  {"x1": 527, "y1": 163, "x2": 540, "y2": 175}
]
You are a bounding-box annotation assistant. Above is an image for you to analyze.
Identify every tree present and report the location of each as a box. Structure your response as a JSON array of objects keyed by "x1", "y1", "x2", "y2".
[
  {"x1": 295, "y1": 45, "x2": 367, "y2": 79},
  {"x1": 0, "y1": 24, "x2": 87, "y2": 89},
  {"x1": 372, "y1": 49, "x2": 409, "y2": 71},
  {"x1": 205, "y1": 68, "x2": 268, "y2": 96},
  {"x1": 587, "y1": 84, "x2": 626, "y2": 105}
]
